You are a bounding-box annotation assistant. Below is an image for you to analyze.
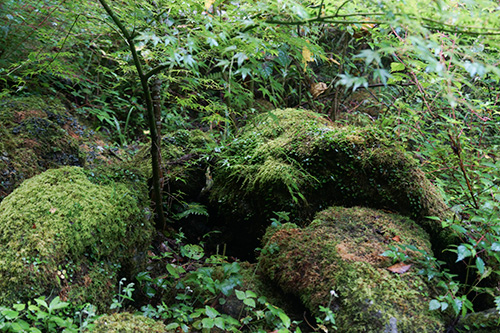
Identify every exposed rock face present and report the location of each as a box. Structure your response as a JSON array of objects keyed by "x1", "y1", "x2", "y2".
[
  {"x1": 209, "y1": 108, "x2": 450, "y2": 256},
  {"x1": 0, "y1": 166, "x2": 153, "y2": 309},
  {"x1": 259, "y1": 206, "x2": 445, "y2": 332}
]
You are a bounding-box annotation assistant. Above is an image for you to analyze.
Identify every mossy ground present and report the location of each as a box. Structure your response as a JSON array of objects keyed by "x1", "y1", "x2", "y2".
[
  {"x1": 0, "y1": 166, "x2": 153, "y2": 310},
  {"x1": 259, "y1": 206, "x2": 445, "y2": 332}
]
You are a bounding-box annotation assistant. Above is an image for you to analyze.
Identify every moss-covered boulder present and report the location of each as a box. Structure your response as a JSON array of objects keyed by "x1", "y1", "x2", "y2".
[
  {"x1": 210, "y1": 108, "x2": 449, "y2": 256},
  {"x1": 0, "y1": 166, "x2": 154, "y2": 309},
  {"x1": 258, "y1": 206, "x2": 445, "y2": 332},
  {"x1": 0, "y1": 95, "x2": 111, "y2": 201},
  {"x1": 92, "y1": 312, "x2": 168, "y2": 332}
]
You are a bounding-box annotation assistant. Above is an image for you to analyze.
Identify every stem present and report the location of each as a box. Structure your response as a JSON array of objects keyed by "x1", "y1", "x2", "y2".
[{"x1": 98, "y1": 0, "x2": 166, "y2": 230}]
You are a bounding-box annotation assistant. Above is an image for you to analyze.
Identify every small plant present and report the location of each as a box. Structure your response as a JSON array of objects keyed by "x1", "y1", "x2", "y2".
[
  {"x1": 315, "y1": 290, "x2": 338, "y2": 331},
  {"x1": 0, "y1": 296, "x2": 97, "y2": 332},
  {"x1": 136, "y1": 232, "x2": 302, "y2": 332},
  {"x1": 110, "y1": 278, "x2": 135, "y2": 311}
]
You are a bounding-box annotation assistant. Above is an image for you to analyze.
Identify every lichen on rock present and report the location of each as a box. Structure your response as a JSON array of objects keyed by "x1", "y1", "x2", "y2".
[
  {"x1": 258, "y1": 206, "x2": 445, "y2": 332},
  {"x1": 0, "y1": 166, "x2": 153, "y2": 309}
]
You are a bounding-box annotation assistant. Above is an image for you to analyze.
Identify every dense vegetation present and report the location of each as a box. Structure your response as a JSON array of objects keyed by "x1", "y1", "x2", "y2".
[{"x1": 0, "y1": 0, "x2": 499, "y2": 331}]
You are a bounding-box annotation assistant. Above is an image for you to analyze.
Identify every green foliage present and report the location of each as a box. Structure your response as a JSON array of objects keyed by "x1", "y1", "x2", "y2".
[
  {"x1": 135, "y1": 232, "x2": 304, "y2": 332},
  {"x1": 0, "y1": 297, "x2": 97, "y2": 332},
  {"x1": 2, "y1": 0, "x2": 500, "y2": 330}
]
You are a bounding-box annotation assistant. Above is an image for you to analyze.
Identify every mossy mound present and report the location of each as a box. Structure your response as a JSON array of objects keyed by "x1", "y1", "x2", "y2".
[
  {"x1": 0, "y1": 166, "x2": 154, "y2": 309},
  {"x1": 258, "y1": 206, "x2": 445, "y2": 332},
  {"x1": 92, "y1": 312, "x2": 168, "y2": 332},
  {"x1": 210, "y1": 108, "x2": 449, "y2": 256},
  {"x1": 0, "y1": 95, "x2": 108, "y2": 201}
]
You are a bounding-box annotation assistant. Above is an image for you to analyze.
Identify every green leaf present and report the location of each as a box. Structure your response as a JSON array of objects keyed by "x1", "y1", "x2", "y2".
[
  {"x1": 278, "y1": 311, "x2": 291, "y2": 328},
  {"x1": 491, "y1": 243, "x2": 500, "y2": 251},
  {"x1": 476, "y1": 257, "x2": 485, "y2": 274},
  {"x1": 450, "y1": 224, "x2": 467, "y2": 234},
  {"x1": 165, "y1": 323, "x2": 179, "y2": 331},
  {"x1": 390, "y1": 62, "x2": 405, "y2": 72},
  {"x1": 166, "y1": 264, "x2": 184, "y2": 279},
  {"x1": 48, "y1": 296, "x2": 69, "y2": 312},
  {"x1": 205, "y1": 306, "x2": 220, "y2": 319},
  {"x1": 11, "y1": 321, "x2": 34, "y2": 332},
  {"x1": 207, "y1": 37, "x2": 219, "y2": 48},
  {"x1": 35, "y1": 298, "x2": 48, "y2": 310},
  {"x1": 180, "y1": 244, "x2": 204, "y2": 260},
  {"x1": 429, "y1": 299, "x2": 441, "y2": 311},
  {"x1": 243, "y1": 298, "x2": 256, "y2": 308},
  {"x1": 235, "y1": 289, "x2": 246, "y2": 300},
  {"x1": 214, "y1": 317, "x2": 225, "y2": 329},
  {"x1": 202, "y1": 317, "x2": 215, "y2": 329},
  {"x1": 456, "y1": 245, "x2": 472, "y2": 262},
  {"x1": 1, "y1": 310, "x2": 19, "y2": 320},
  {"x1": 12, "y1": 304, "x2": 25, "y2": 311}
]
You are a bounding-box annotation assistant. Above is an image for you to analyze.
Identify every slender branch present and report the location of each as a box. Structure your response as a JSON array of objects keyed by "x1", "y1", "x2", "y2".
[
  {"x1": 145, "y1": 64, "x2": 170, "y2": 80},
  {"x1": 98, "y1": 0, "x2": 166, "y2": 230},
  {"x1": 243, "y1": 10, "x2": 500, "y2": 36}
]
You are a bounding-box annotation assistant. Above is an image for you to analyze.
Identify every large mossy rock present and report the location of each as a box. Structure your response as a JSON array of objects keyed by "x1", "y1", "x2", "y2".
[
  {"x1": 210, "y1": 108, "x2": 449, "y2": 255},
  {"x1": 0, "y1": 95, "x2": 110, "y2": 201},
  {"x1": 259, "y1": 206, "x2": 445, "y2": 332},
  {"x1": 0, "y1": 166, "x2": 154, "y2": 309}
]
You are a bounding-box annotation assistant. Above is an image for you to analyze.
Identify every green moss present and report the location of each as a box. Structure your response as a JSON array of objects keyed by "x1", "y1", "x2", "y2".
[
  {"x1": 0, "y1": 166, "x2": 153, "y2": 309},
  {"x1": 457, "y1": 308, "x2": 500, "y2": 332},
  {"x1": 92, "y1": 312, "x2": 169, "y2": 332},
  {"x1": 211, "y1": 108, "x2": 449, "y2": 242},
  {"x1": 259, "y1": 206, "x2": 445, "y2": 332},
  {"x1": 0, "y1": 95, "x2": 86, "y2": 200}
]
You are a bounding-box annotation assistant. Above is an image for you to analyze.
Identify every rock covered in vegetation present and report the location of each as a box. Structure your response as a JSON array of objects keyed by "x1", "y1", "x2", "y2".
[
  {"x1": 210, "y1": 108, "x2": 449, "y2": 255},
  {"x1": 456, "y1": 308, "x2": 500, "y2": 332},
  {"x1": 0, "y1": 95, "x2": 115, "y2": 201},
  {"x1": 258, "y1": 206, "x2": 445, "y2": 332},
  {"x1": 0, "y1": 166, "x2": 153, "y2": 309},
  {"x1": 92, "y1": 312, "x2": 168, "y2": 332}
]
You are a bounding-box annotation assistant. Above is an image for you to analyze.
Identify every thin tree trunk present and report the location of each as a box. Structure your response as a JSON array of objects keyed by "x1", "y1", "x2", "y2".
[{"x1": 98, "y1": 0, "x2": 166, "y2": 230}]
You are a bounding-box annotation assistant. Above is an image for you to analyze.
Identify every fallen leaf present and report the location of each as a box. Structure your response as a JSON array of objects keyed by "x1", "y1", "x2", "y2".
[
  {"x1": 205, "y1": 0, "x2": 215, "y2": 10},
  {"x1": 387, "y1": 262, "x2": 412, "y2": 274},
  {"x1": 310, "y1": 82, "x2": 328, "y2": 99},
  {"x1": 302, "y1": 45, "x2": 313, "y2": 63},
  {"x1": 392, "y1": 235, "x2": 401, "y2": 242}
]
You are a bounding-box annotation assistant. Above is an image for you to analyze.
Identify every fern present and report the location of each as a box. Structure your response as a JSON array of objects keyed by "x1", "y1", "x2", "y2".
[{"x1": 174, "y1": 202, "x2": 209, "y2": 220}]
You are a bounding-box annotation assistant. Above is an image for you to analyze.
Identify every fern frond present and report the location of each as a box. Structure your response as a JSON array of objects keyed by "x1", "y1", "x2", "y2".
[{"x1": 174, "y1": 202, "x2": 209, "y2": 220}]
